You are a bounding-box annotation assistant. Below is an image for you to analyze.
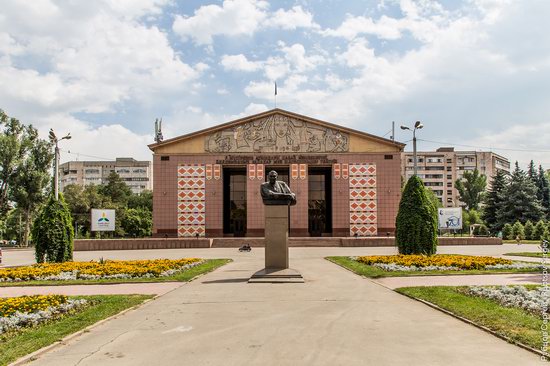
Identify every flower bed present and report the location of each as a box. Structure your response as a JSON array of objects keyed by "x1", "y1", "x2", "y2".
[
  {"x1": 0, "y1": 295, "x2": 88, "y2": 334},
  {"x1": 354, "y1": 254, "x2": 540, "y2": 272},
  {"x1": 0, "y1": 258, "x2": 203, "y2": 282},
  {"x1": 465, "y1": 286, "x2": 548, "y2": 317}
]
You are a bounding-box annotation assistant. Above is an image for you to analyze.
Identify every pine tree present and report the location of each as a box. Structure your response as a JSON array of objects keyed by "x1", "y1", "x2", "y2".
[
  {"x1": 538, "y1": 165, "x2": 550, "y2": 218},
  {"x1": 533, "y1": 220, "x2": 546, "y2": 240},
  {"x1": 482, "y1": 170, "x2": 507, "y2": 235},
  {"x1": 523, "y1": 220, "x2": 534, "y2": 240},
  {"x1": 497, "y1": 162, "x2": 544, "y2": 226},
  {"x1": 511, "y1": 221, "x2": 524, "y2": 241},
  {"x1": 395, "y1": 176, "x2": 438, "y2": 255}
]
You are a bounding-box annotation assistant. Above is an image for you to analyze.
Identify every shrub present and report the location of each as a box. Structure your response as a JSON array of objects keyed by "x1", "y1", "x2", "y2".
[
  {"x1": 533, "y1": 220, "x2": 546, "y2": 241},
  {"x1": 542, "y1": 228, "x2": 550, "y2": 243},
  {"x1": 511, "y1": 221, "x2": 525, "y2": 241},
  {"x1": 478, "y1": 224, "x2": 489, "y2": 236},
  {"x1": 32, "y1": 194, "x2": 74, "y2": 263},
  {"x1": 523, "y1": 220, "x2": 534, "y2": 240},
  {"x1": 502, "y1": 223, "x2": 513, "y2": 239},
  {"x1": 395, "y1": 176, "x2": 438, "y2": 255}
]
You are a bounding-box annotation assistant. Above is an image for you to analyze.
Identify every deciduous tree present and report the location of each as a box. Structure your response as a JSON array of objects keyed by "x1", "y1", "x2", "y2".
[{"x1": 455, "y1": 169, "x2": 487, "y2": 210}]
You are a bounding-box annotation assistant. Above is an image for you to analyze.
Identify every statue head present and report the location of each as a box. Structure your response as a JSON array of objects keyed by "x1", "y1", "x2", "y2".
[{"x1": 268, "y1": 170, "x2": 278, "y2": 184}]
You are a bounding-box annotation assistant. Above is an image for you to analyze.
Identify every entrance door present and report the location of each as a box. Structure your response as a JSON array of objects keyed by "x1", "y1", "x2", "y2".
[
  {"x1": 308, "y1": 168, "x2": 332, "y2": 236},
  {"x1": 223, "y1": 168, "x2": 247, "y2": 236}
]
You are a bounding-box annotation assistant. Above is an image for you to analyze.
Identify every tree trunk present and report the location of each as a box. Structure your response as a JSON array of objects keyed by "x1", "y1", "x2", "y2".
[{"x1": 23, "y1": 207, "x2": 31, "y2": 247}]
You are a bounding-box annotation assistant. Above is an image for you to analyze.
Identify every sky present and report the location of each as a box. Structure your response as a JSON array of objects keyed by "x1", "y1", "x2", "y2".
[{"x1": 1, "y1": 0, "x2": 549, "y2": 168}]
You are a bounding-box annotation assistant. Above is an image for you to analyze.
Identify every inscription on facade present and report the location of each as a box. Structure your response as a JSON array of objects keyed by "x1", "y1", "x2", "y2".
[
  {"x1": 216, "y1": 155, "x2": 336, "y2": 165},
  {"x1": 205, "y1": 114, "x2": 349, "y2": 153}
]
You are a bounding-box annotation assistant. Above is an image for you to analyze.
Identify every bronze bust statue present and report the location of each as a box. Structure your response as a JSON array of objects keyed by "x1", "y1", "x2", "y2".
[{"x1": 260, "y1": 170, "x2": 297, "y2": 206}]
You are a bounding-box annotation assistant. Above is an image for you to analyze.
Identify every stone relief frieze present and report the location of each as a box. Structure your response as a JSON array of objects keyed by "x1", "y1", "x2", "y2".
[{"x1": 204, "y1": 114, "x2": 349, "y2": 153}]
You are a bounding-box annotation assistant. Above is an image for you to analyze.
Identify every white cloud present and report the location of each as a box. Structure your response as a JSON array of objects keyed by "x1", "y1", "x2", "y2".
[
  {"x1": 220, "y1": 54, "x2": 262, "y2": 72},
  {"x1": 173, "y1": 0, "x2": 268, "y2": 45},
  {"x1": 265, "y1": 6, "x2": 319, "y2": 30},
  {"x1": 321, "y1": 14, "x2": 403, "y2": 40},
  {"x1": 281, "y1": 43, "x2": 325, "y2": 72}
]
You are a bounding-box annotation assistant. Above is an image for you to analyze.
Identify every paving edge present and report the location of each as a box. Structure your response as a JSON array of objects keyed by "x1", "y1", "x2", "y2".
[
  {"x1": 392, "y1": 287, "x2": 545, "y2": 358},
  {"x1": 8, "y1": 259, "x2": 232, "y2": 366}
]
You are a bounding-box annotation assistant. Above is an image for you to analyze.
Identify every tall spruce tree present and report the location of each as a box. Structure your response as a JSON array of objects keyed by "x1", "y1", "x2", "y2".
[
  {"x1": 538, "y1": 165, "x2": 550, "y2": 218},
  {"x1": 482, "y1": 169, "x2": 507, "y2": 234},
  {"x1": 497, "y1": 162, "x2": 543, "y2": 226}
]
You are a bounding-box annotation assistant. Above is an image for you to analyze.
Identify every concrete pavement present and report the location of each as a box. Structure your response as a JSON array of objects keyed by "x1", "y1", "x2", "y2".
[
  {"x1": 374, "y1": 273, "x2": 542, "y2": 289},
  {"x1": 26, "y1": 247, "x2": 539, "y2": 365}
]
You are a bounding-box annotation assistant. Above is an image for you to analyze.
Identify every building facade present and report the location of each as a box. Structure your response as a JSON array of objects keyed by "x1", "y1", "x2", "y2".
[
  {"x1": 149, "y1": 109, "x2": 404, "y2": 238},
  {"x1": 59, "y1": 158, "x2": 152, "y2": 194},
  {"x1": 401, "y1": 147, "x2": 510, "y2": 207}
]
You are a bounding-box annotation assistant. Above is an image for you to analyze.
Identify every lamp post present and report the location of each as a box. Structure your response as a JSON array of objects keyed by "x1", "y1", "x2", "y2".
[
  {"x1": 400, "y1": 121, "x2": 423, "y2": 176},
  {"x1": 48, "y1": 129, "x2": 71, "y2": 200}
]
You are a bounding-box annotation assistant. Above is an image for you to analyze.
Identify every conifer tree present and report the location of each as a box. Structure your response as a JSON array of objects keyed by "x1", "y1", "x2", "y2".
[
  {"x1": 533, "y1": 220, "x2": 546, "y2": 240},
  {"x1": 482, "y1": 169, "x2": 507, "y2": 234},
  {"x1": 538, "y1": 165, "x2": 550, "y2": 218},
  {"x1": 523, "y1": 220, "x2": 534, "y2": 240},
  {"x1": 511, "y1": 221, "x2": 524, "y2": 241},
  {"x1": 497, "y1": 162, "x2": 543, "y2": 226},
  {"x1": 502, "y1": 223, "x2": 513, "y2": 240}
]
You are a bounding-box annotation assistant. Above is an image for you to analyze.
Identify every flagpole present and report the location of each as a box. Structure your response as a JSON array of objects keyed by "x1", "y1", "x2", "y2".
[{"x1": 274, "y1": 81, "x2": 277, "y2": 108}]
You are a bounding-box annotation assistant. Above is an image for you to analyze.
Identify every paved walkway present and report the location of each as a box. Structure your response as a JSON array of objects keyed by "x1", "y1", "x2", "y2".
[
  {"x1": 375, "y1": 273, "x2": 542, "y2": 289},
  {"x1": 27, "y1": 251, "x2": 538, "y2": 365},
  {"x1": 0, "y1": 282, "x2": 183, "y2": 297}
]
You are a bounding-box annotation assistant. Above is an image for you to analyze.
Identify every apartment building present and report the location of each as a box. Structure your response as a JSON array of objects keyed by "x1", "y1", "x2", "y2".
[
  {"x1": 59, "y1": 158, "x2": 152, "y2": 194},
  {"x1": 401, "y1": 147, "x2": 510, "y2": 207}
]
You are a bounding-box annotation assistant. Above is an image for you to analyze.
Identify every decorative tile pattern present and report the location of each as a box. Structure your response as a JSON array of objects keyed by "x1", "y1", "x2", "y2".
[
  {"x1": 341, "y1": 163, "x2": 349, "y2": 179},
  {"x1": 349, "y1": 163, "x2": 377, "y2": 236},
  {"x1": 178, "y1": 164, "x2": 206, "y2": 237},
  {"x1": 256, "y1": 164, "x2": 264, "y2": 180},
  {"x1": 299, "y1": 164, "x2": 307, "y2": 180},
  {"x1": 291, "y1": 164, "x2": 299, "y2": 180},
  {"x1": 213, "y1": 164, "x2": 221, "y2": 180},
  {"x1": 248, "y1": 164, "x2": 256, "y2": 180},
  {"x1": 333, "y1": 163, "x2": 341, "y2": 179}
]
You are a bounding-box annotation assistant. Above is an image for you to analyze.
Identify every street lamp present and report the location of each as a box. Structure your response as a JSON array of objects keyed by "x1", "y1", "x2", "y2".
[
  {"x1": 49, "y1": 129, "x2": 71, "y2": 200},
  {"x1": 400, "y1": 121, "x2": 423, "y2": 176}
]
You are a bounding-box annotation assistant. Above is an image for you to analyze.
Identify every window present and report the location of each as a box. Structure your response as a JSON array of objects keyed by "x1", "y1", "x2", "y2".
[
  {"x1": 447, "y1": 190, "x2": 453, "y2": 195},
  {"x1": 85, "y1": 169, "x2": 100, "y2": 174},
  {"x1": 446, "y1": 159, "x2": 452, "y2": 163},
  {"x1": 446, "y1": 166, "x2": 452, "y2": 171},
  {"x1": 447, "y1": 182, "x2": 452, "y2": 187},
  {"x1": 160, "y1": 156, "x2": 169, "y2": 161},
  {"x1": 384, "y1": 155, "x2": 393, "y2": 160},
  {"x1": 447, "y1": 175, "x2": 452, "y2": 179},
  {"x1": 133, "y1": 168, "x2": 146, "y2": 173}
]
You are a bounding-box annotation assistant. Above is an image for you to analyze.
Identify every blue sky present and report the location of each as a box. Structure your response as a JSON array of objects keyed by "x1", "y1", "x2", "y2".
[{"x1": 1, "y1": 0, "x2": 549, "y2": 167}]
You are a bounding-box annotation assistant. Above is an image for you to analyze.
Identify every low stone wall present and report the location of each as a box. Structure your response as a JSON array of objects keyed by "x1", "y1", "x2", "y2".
[
  {"x1": 74, "y1": 236, "x2": 501, "y2": 251},
  {"x1": 74, "y1": 238, "x2": 211, "y2": 251}
]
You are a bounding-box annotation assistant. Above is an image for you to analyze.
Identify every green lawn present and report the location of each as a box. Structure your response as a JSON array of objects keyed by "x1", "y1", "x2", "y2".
[
  {"x1": 326, "y1": 256, "x2": 540, "y2": 278},
  {"x1": 0, "y1": 294, "x2": 152, "y2": 366},
  {"x1": 0, "y1": 259, "x2": 231, "y2": 287},
  {"x1": 503, "y1": 252, "x2": 545, "y2": 258},
  {"x1": 396, "y1": 286, "x2": 543, "y2": 351},
  {"x1": 503, "y1": 240, "x2": 543, "y2": 244}
]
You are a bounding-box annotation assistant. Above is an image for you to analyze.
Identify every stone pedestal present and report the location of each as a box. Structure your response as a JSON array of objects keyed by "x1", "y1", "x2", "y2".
[{"x1": 249, "y1": 205, "x2": 304, "y2": 283}]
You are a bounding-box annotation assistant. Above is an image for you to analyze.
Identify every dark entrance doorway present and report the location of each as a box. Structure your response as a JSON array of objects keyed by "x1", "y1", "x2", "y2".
[
  {"x1": 223, "y1": 168, "x2": 247, "y2": 236},
  {"x1": 308, "y1": 167, "x2": 332, "y2": 236}
]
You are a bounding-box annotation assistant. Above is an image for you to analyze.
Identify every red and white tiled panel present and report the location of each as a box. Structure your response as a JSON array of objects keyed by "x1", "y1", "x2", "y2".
[
  {"x1": 178, "y1": 202, "x2": 206, "y2": 213},
  {"x1": 213, "y1": 164, "x2": 221, "y2": 180},
  {"x1": 248, "y1": 164, "x2": 256, "y2": 180},
  {"x1": 291, "y1": 164, "x2": 299, "y2": 180},
  {"x1": 333, "y1": 163, "x2": 341, "y2": 179},
  {"x1": 256, "y1": 164, "x2": 264, "y2": 180},
  {"x1": 299, "y1": 164, "x2": 307, "y2": 179},
  {"x1": 350, "y1": 200, "x2": 377, "y2": 212},
  {"x1": 349, "y1": 163, "x2": 377, "y2": 236},
  {"x1": 178, "y1": 226, "x2": 205, "y2": 237},
  {"x1": 205, "y1": 164, "x2": 213, "y2": 180},
  {"x1": 349, "y1": 212, "x2": 377, "y2": 224},
  {"x1": 350, "y1": 224, "x2": 377, "y2": 236},
  {"x1": 178, "y1": 165, "x2": 205, "y2": 178},
  {"x1": 178, "y1": 164, "x2": 206, "y2": 237},
  {"x1": 341, "y1": 163, "x2": 349, "y2": 179}
]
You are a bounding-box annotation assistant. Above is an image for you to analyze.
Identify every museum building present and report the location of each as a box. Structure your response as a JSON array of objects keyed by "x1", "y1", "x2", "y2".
[{"x1": 148, "y1": 109, "x2": 404, "y2": 238}]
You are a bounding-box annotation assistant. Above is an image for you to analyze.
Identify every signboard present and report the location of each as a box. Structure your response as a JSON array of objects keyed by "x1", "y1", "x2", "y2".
[
  {"x1": 438, "y1": 208, "x2": 462, "y2": 230},
  {"x1": 91, "y1": 209, "x2": 116, "y2": 232}
]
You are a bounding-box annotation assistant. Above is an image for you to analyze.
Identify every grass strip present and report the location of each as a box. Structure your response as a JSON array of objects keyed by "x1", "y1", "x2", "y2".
[
  {"x1": 395, "y1": 286, "x2": 543, "y2": 351},
  {"x1": 326, "y1": 256, "x2": 540, "y2": 278},
  {"x1": 0, "y1": 294, "x2": 152, "y2": 366},
  {"x1": 0, "y1": 259, "x2": 231, "y2": 287},
  {"x1": 503, "y1": 252, "x2": 544, "y2": 258}
]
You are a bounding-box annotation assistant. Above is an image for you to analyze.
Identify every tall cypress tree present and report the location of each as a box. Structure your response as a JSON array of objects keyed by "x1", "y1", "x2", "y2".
[
  {"x1": 482, "y1": 169, "x2": 507, "y2": 234},
  {"x1": 538, "y1": 165, "x2": 550, "y2": 218},
  {"x1": 497, "y1": 162, "x2": 543, "y2": 226}
]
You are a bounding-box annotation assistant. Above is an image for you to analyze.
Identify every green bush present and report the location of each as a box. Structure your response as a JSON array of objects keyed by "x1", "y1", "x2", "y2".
[
  {"x1": 523, "y1": 220, "x2": 534, "y2": 240},
  {"x1": 473, "y1": 224, "x2": 489, "y2": 236},
  {"x1": 533, "y1": 220, "x2": 546, "y2": 241},
  {"x1": 33, "y1": 194, "x2": 74, "y2": 263},
  {"x1": 121, "y1": 208, "x2": 152, "y2": 238},
  {"x1": 502, "y1": 223, "x2": 513, "y2": 240},
  {"x1": 542, "y1": 228, "x2": 550, "y2": 243},
  {"x1": 395, "y1": 176, "x2": 438, "y2": 255},
  {"x1": 511, "y1": 221, "x2": 525, "y2": 241}
]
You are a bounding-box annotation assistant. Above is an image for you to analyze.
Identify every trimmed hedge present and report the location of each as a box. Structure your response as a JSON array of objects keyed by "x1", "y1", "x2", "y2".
[
  {"x1": 33, "y1": 193, "x2": 74, "y2": 263},
  {"x1": 395, "y1": 176, "x2": 438, "y2": 255}
]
